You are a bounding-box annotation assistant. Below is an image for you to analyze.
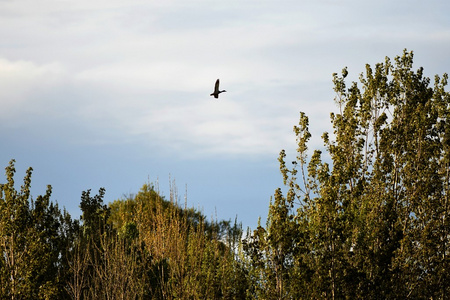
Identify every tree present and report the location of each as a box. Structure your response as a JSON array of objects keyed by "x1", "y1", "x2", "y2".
[
  {"x1": 74, "y1": 188, "x2": 111, "y2": 299},
  {"x1": 244, "y1": 50, "x2": 450, "y2": 299},
  {"x1": 1, "y1": 162, "x2": 251, "y2": 299},
  {"x1": 110, "y1": 182, "x2": 249, "y2": 299},
  {"x1": 0, "y1": 159, "x2": 68, "y2": 299}
]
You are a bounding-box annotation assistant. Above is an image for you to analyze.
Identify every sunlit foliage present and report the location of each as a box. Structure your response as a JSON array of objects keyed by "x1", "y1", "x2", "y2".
[{"x1": 243, "y1": 49, "x2": 450, "y2": 299}]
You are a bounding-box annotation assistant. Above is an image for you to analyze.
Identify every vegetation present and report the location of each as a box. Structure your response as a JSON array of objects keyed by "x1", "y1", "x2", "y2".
[
  {"x1": 1, "y1": 50, "x2": 449, "y2": 299},
  {"x1": 243, "y1": 49, "x2": 450, "y2": 299},
  {"x1": 0, "y1": 160, "x2": 245, "y2": 299}
]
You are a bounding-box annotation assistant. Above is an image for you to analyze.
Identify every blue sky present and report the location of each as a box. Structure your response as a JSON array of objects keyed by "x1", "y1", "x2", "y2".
[{"x1": 1, "y1": 0, "x2": 449, "y2": 229}]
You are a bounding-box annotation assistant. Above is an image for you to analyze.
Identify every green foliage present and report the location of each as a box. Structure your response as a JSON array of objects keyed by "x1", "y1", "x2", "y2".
[
  {"x1": 1, "y1": 163, "x2": 249, "y2": 299},
  {"x1": 244, "y1": 49, "x2": 450, "y2": 299},
  {"x1": 109, "y1": 183, "x2": 249, "y2": 299},
  {"x1": 0, "y1": 159, "x2": 69, "y2": 299}
]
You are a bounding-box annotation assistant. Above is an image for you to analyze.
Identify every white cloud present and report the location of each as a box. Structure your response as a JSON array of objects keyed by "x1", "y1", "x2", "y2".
[
  {"x1": 0, "y1": 58, "x2": 66, "y2": 117},
  {"x1": 1, "y1": 0, "x2": 449, "y2": 158}
]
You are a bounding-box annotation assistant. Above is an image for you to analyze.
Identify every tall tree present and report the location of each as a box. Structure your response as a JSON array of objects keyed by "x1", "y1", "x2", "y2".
[
  {"x1": 0, "y1": 159, "x2": 67, "y2": 299},
  {"x1": 244, "y1": 50, "x2": 450, "y2": 299}
]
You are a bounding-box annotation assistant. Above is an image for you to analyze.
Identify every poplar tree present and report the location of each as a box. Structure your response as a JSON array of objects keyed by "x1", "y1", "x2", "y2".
[
  {"x1": 244, "y1": 50, "x2": 450, "y2": 299},
  {"x1": 0, "y1": 159, "x2": 66, "y2": 299}
]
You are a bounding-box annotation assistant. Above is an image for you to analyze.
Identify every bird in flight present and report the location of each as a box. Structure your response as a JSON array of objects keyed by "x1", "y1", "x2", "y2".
[{"x1": 210, "y1": 79, "x2": 226, "y2": 99}]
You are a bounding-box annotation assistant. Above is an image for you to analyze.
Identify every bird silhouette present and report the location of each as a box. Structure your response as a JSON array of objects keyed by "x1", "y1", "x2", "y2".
[{"x1": 210, "y1": 79, "x2": 226, "y2": 98}]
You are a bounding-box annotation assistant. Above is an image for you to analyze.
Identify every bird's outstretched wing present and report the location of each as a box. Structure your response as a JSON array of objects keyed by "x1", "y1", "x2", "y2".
[{"x1": 214, "y1": 79, "x2": 220, "y2": 93}]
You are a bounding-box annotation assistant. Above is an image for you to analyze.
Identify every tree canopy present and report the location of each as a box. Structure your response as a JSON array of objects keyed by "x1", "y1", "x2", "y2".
[{"x1": 244, "y1": 49, "x2": 450, "y2": 299}]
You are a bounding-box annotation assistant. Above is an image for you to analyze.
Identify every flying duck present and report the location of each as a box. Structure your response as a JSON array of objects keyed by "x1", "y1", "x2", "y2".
[{"x1": 210, "y1": 79, "x2": 226, "y2": 98}]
